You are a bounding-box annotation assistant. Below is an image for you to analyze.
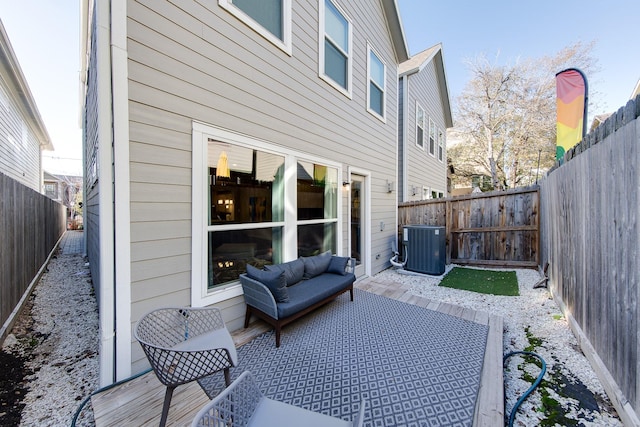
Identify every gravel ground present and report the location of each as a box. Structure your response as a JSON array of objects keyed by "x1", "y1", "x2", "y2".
[
  {"x1": 1, "y1": 249, "x2": 98, "y2": 427},
  {"x1": 377, "y1": 265, "x2": 623, "y2": 426},
  {"x1": 0, "y1": 248, "x2": 623, "y2": 426}
]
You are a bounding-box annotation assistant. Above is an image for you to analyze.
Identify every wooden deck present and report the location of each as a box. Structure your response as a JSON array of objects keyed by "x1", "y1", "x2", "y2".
[{"x1": 92, "y1": 277, "x2": 504, "y2": 426}]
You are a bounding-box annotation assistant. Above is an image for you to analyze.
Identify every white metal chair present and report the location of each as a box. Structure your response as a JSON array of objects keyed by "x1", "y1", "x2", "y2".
[
  {"x1": 134, "y1": 307, "x2": 238, "y2": 427},
  {"x1": 191, "y1": 371, "x2": 366, "y2": 427}
]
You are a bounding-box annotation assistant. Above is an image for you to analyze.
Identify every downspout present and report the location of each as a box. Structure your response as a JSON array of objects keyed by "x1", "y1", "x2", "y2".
[
  {"x1": 90, "y1": 0, "x2": 116, "y2": 387},
  {"x1": 111, "y1": 0, "x2": 132, "y2": 381},
  {"x1": 401, "y1": 74, "x2": 409, "y2": 202}
]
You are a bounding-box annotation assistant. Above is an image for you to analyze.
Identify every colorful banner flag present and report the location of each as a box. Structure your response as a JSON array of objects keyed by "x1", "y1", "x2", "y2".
[{"x1": 555, "y1": 68, "x2": 588, "y2": 160}]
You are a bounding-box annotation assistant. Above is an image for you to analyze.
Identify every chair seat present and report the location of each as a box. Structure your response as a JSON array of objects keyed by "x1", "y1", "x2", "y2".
[
  {"x1": 191, "y1": 371, "x2": 365, "y2": 427},
  {"x1": 171, "y1": 328, "x2": 238, "y2": 366},
  {"x1": 250, "y1": 398, "x2": 351, "y2": 427}
]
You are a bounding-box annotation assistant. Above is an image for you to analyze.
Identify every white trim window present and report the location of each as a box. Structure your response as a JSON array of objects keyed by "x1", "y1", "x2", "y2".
[
  {"x1": 192, "y1": 123, "x2": 341, "y2": 306},
  {"x1": 319, "y1": 0, "x2": 352, "y2": 97},
  {"x1": 416, "y1": 103, "x2": 425, "y2": 149},
  {"x1": 219, "y1": 0, "x2": 292, "y2": 55},
  {"x1": 438, "y1": 128, "x2": 445, "y2": 162},
  {"x1": 428, "y1": 117, "x2": 436, "y2": 156},
  {"x1": 367, "y1": 44, "x2": 386, "y2": 120}
]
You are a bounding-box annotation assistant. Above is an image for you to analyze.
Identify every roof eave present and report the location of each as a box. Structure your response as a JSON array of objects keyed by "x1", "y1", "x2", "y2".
[
  {"x1": 0, "y1": 20, "x2": 53, "y2": 151},
  {"x1": 381, "y1": 0, "x2": 409, "y2": 64}
]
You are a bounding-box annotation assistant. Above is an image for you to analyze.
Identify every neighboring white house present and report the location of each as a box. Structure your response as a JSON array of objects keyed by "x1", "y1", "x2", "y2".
[
  {"x1": 80, "y1": 0, "x2": 412, "y2": 385},
  {"x1": 43, "y1": 171, "x2": 83, "y2": 228},
  {"x1": 0, "y1": 19, "x2": 53, "y2": 192},
  {"x1": 398, "y1": 44, "x2": 453, "y2": 201}
]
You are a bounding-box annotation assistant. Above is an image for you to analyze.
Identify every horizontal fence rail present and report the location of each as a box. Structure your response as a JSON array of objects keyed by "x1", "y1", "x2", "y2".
[
  {"x1": 0, "y1": 172, "x2": 66, "y2": 340},
  {"x1": 398, "y1": 186, "x2": 540, "y2": 268}
]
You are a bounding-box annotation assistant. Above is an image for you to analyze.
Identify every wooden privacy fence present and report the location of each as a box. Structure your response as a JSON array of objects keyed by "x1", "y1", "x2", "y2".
[
  {"x1": 539, "y1": 96, "x2": 640, "y2": 426},
  {"x1": 398, "y1": 186, "x2": 540, "y2": 268},
  {"x1": 0, "y1": 172, "x2": 66, "y2": 341}
]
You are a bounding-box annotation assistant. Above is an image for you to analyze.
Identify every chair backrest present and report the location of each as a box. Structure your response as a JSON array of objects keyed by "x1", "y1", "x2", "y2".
[
  {"x1": 352, "y1": 399, "x2": 366, "y2": 427},
  {"x1": 191, "y1": 371, "x2": 263, "y2": 427},
  {"x1": 134, "y1": 307, "x2": 226, "y2": 349}
]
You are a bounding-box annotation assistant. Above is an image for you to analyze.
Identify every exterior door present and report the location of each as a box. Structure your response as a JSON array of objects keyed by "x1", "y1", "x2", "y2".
[{"x1": 350, "y1": 174, "x2": 367, "y2": 277}]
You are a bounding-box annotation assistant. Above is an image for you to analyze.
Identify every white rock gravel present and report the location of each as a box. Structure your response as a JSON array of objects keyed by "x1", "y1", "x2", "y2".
[
  {"x1": 2, "y1": 252, "x2": 623, "y2": 426},
  {"x1": 376, "y1": 265, "x2": 623, "y2": 426},
  {"x1": 2, "y1": 251, "x2": 98, "y2": 427}
]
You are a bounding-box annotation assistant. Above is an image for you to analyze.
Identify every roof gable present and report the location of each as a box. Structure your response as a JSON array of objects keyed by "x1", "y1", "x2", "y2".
[
  {"x1": 399, "y1": 43, "x2": 453, "y2": 127},
  {"x1": 0, "y1": 19, "x2": 53, "y2": 151}
]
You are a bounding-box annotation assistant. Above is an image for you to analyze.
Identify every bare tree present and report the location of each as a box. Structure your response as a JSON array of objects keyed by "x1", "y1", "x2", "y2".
[{"x1": 450, "y1": 42, "x2": 599, "y2": 190}]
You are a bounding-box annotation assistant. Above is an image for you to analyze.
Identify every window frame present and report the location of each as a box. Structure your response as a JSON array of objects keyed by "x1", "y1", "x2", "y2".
[
  {"x1": 438, "y1": 128, "x2": 445, "y2": 162},
  {"x1": 415, "y1": 103, "x2": 425, "y2": 150},
  {"x1": 366, "y1": 43, "x2": 386, "y2": 121},
  {"x1": 219, "y1": 0, "x2": 292, "y2": 55},
  {"x1": 428, "y1": 117, "x2": 436, "y2": 156},
  {"x1": 318, "y1": 0, "x2": 353, "y2": 98},
  {"x1": 192, "y1": 122, "x2": 343, "y2": 307}
]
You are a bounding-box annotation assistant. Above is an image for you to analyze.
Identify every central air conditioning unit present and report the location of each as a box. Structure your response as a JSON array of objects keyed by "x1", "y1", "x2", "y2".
[{"x1": 403, "y1": 225, "x2": 445, "y2": 275}]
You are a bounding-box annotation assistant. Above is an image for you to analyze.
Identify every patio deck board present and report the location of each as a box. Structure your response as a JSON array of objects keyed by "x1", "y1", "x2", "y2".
[{"x1": 92, "y1": 277, "x2": 504, "y2": 427}]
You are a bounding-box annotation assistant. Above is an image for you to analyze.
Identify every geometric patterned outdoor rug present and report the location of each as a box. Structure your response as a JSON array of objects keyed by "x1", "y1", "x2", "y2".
[{"x1": 199, "y1": 289, "x2": 488, "y2": 427}]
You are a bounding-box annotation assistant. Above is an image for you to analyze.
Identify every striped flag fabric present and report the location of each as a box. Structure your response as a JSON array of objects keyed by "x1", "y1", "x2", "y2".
[{"x1": 555, "y1": 68, "x2": 588, "y2": 160}]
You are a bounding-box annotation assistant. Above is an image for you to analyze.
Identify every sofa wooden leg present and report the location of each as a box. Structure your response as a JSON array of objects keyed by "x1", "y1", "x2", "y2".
[
  {"x1": 244, "y1": 306, "x2": 252, "y2": 328},
  {"x1": 275, "y1": 325, "x2": 281, "y2": 348},
  {"x1": 350, "y1": 288, "x2": 354, "y2": 301}
]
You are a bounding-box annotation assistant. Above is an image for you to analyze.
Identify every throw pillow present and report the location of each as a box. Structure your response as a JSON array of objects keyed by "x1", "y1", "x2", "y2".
[
  {"x1": 327, "y1": 256, "x2": 349, "y2": 275},
  {"x1": 301, "y1": 250, "x2": 332, "y2": 279},
  {"x1": 246, "y1": 264, "x2": 289, "y2": 303},
  {"x1": 265, "y1": 258, "x2": 305, "y2": 286}
]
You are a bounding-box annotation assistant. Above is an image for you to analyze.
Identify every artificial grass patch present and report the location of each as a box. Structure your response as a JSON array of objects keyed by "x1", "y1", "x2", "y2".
[{"x1": 439, "y1": 267, "x2": 519, "y2": 296}]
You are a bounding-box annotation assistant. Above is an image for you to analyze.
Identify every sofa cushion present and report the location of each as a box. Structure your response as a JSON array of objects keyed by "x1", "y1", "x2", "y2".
[
  {"x1": 276, "y1": 273, "x2": 355, "y2": 318},
  {"x1": 301, "y1": 250, "x2": 332, "y2": 279},
  {"x1": 265, "y1": 258, "x2": 305, "y2": 286},
  {"x1": 327, "y1": 256, "x2": 349, "y2": 275},
  {"x1": 246, "y1": 264, "x2": 289, "y2": 303}
]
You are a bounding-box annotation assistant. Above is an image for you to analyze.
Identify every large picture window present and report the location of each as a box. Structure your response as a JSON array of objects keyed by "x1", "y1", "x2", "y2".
[
  {"x1": 192, "y1": 125, "x2": 343, "y2": 306},
  {"x1": 206, "y1": 140, "x2": 285, "y2": 290},
  {"x1": 320, "y1": 0, "x2": 352, "y2": 96}
]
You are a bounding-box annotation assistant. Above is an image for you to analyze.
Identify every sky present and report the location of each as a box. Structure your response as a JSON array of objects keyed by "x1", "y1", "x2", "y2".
[
  {"x1": 1, "y1": 1, "x2": 639, "y2": 176},
  {"x1": 396, "y1": 0, "x2": 640, "y2": 119},
  {"x1": 0, "y1": 0, "x2": 81, "y2": 175}
]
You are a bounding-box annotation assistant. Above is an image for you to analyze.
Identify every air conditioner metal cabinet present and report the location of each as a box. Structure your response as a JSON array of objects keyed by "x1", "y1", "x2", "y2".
[{"x1": 403, "y1": 225, "x2": 446, "y2": 275}]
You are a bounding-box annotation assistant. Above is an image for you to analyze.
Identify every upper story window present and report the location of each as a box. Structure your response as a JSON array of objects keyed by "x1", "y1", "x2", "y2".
[
  {"x1": 45, "y1": 183, "x2": 58, "y2": 199},
  {"x1": 219, "y1": 0, "x2": 292, "y2": 55},
  {"x1": 367, "y1": 45, "x2": 386, "y2": 120},
  {"x1": 438, "y1": 129, "x2": 445, "y2": 162},
  {"x1": 319, "y1": 0, "x2": 352, "y2": 97},
  {"x1": 428, "y1": 117, "x2": 436, "y2": 156},
  {"x1": 416, "y1": 104, "x2": 425, "y2": 149}
]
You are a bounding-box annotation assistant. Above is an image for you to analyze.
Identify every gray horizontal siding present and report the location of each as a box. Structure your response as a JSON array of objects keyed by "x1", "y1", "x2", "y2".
[
  {"x1": 125, "y1": 0, "x2": 401, "y2": 368},
  {"x1": 0, "y1": 83, "x2": 42, "y2": 192},
  {"x1": 404, "y1": 59, "x2": 448, "y2": 200}
]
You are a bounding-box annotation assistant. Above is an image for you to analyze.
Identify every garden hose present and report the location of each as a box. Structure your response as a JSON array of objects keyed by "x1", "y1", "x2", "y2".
[
  {"x1": 503, "y1": 351, "x2": 547, "y2": 427},
  {"x1": 70, "y1": 368, "x2": 152, "y2": 427}
]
